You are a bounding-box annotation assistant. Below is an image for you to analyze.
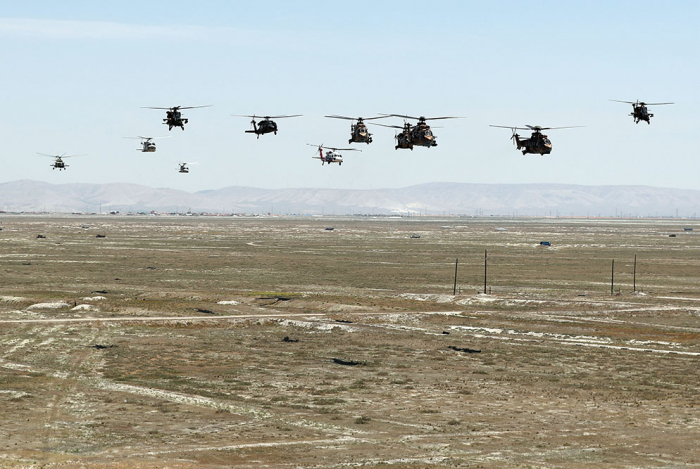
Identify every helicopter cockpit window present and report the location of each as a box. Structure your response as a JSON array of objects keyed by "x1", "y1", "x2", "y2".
[{"x1": 543, "y1": 138, "x2": 551, "y2": 145}]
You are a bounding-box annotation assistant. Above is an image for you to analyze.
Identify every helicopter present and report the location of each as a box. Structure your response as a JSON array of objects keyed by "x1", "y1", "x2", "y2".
[
  {"x1": 124, "y1": 136, "x2": 170, "y2": 153},
  {"x1": 37, "y1": 152, "x2": 85, "y2": 171},
  {"x1": 178, "y1": 161, "x2": 198, "y2": 173},
  {"x1": 490, "y1": 125, "x2": 583, "y2": 155},
  {"x1": 324, "y1": 115, "x2": 387, "y2": 144},
  {"x1": 610, "y1": 100, "x2": 674, "y2": 124},
  {"x1": 234, "y1": 114, "x2": 302, "y2": 138},
  {"x1": 375, "y1": 114, "x2": 462, "y2": 150},
  {"x1": 308, "y1": 144, "x2": 361, "y2": 166},
  {"x1": 143, "y1": 105, "x2": 212, "y2": 131}
]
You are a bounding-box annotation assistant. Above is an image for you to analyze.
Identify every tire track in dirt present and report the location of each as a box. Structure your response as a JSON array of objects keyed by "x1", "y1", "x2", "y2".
[{"x1": 127, "y1": 435, "x2": 367, "y2": 457}]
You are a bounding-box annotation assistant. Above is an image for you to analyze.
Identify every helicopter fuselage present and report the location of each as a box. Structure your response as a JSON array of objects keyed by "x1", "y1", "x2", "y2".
[
  {"x1": 246, "y1": 119, "x2": 278, "y2": 138},
  {"x1": 314, "y1": 149, "x2": 343, "y2": 165},
  {"x1": 411, "y1": 124, "x2": 437, "y2": 148},
  {"x1": 141, "y1": 142, "x2": 157, "y2": 152},
  {"x1": 350, "y1": 122, "x2": 372, "y2": 144},
  {"x1": 164, "y1": 111, "x2": 188, "y2": 131},
  {"x1": 631, "y1": 105, "x2": 653, "y2": 124},
  {"x1": 52, "y1": 158, "x2": 67, "y2": 170},
  {"x1": 514, "y1": 132, "x2": 552, "y2": 155}
]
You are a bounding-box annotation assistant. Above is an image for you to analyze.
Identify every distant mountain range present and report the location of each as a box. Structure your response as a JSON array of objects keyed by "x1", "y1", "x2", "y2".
[{"x1": 1, "y1": 180, "x2": 700, "y2": 217}]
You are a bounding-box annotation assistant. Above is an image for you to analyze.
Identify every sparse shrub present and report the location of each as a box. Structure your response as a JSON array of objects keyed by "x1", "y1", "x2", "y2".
[{"x1": 354, "y1": 416, "x2": 371, "y2": 424}]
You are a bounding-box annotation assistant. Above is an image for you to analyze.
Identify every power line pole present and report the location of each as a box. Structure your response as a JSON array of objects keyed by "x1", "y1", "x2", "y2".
[
  {"x1": 453, "y1": 258, "x2": 459, "y2": 295},
  {"x1": 611, "y1": 259, "x2": 615, "y2": 296},
  {"x1": 484, "y1": 250, "x2": 488, "y2": 294}
]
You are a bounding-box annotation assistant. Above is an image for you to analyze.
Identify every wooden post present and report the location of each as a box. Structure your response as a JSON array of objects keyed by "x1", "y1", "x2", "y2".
[
  {"x1": 453, "y1": 258, "x2": 459, "y2": 295},
  {"x1": 611, "y1": 259, "x2": 615, "y2": 296},
  {"x1": 484, "y1": 250, "x2": 488, "y2": 294},
  {"x1": 633, "y1": 255, "x2": 637, "y2": 292}
]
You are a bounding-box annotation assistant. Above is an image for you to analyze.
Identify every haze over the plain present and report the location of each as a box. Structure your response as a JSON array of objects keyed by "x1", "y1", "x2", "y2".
[{"x1": 1, "y1": 1, "x2": 697, "y2": 193}]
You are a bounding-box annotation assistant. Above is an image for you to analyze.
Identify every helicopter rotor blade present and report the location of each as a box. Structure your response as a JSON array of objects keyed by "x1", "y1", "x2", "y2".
[
  {"x1": 532, "y1": 126, "x2": 585, "y2": 131},
  {"x1": 420, "y1": 116, "x2": 464, "y2": 120},
  {"x1": 489, "y1": 125, "x2": 530, "y2": 131},
  {"x1": 264, "y1": 114, "x2": 302, "y2": 119},
  {"x1": 381, "y1": 114, "x2": 462, "y2": 121},
  {"x1": 380, "y1": 113, "x2": 421, "y2": 120},
  {"x1": 176, "y1": 105, "x2": 213, "y2": 110},
  {"x1": 644, "y1": 102, "x2": 674, "y2": 106},
  {"x1": 372, "y1": 123, "x2": 405, "y2": 129},
  {"x1": 609, "y1": 100, "x2": 636, "y2": 105},
  {"x1": 325, "y1": 115, "x2": 388, "y2": 121}
]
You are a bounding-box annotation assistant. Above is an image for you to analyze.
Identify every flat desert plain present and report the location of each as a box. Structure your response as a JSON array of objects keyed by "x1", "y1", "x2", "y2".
[{"x1": 0, "y1": 215, "x2": 699, "y2": 468}]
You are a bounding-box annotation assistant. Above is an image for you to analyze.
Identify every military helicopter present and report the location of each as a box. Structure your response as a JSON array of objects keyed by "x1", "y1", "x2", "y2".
[
  {"x1": 324, "y1": 115, "x2": 387, "y2": 144},
  {"x1": 610, "y1": 100, "x2": 674, "y2": 124},
  {"x1": 178, "y1": 161, "x2": 198, "y2": 173},
  {"x1": 234, "y1": 114, "x2": 302, "y2": 138},
  {"x1": 490, "y1": 125, "x2": 583, "y2": 155},
  {"x1": 143, "y1": 105, "x2": 212, "y2": 131},
  {"x1": 375, "y1": 114, "x2": 462, "y2": 150},
  {"x1": 124, "y1": 136, "x2": 170, "y2": 153},
  {"x1": 308, "y1": 144, "x2": 361, "y2": 166},
  {"x1": 37, "y1": 152, "x2": 85, "y2": 171}
]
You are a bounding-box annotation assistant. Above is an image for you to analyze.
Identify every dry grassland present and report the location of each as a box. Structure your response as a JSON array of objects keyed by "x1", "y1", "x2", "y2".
[{"x1": 0, "y1": 215, "x2": 699, "y2": 467}]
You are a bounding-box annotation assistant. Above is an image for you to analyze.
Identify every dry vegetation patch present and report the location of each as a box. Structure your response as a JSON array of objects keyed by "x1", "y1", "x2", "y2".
[{"x1": 1, "y1": 215, "x2": 699, "y2": 467}]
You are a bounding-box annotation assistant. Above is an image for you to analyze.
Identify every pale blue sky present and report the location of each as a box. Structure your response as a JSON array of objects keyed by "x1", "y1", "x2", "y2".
[{"x1": 1, "y1": 1, "x2": 698, "y2": 192}]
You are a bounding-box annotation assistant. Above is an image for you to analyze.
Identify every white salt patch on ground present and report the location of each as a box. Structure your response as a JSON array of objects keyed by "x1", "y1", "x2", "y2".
[
  {"x1": 71, "y1": 304, "x2": 99, "y2": 312},
  {"x1": 399, "y1": 293, "x2": 455, "y2": 303},
  {"x1": 82, "y1": 296, "x2": 106, "y2": 301},
  {"x1": 0, "y1": 296, "x2": 26, "y2": 303},
  {"x1": 217, "y1": 300, "x2": 239, "y2": 305},
  {"x1": 0, "y1": 390, "x2": 31, "y2": 399},
  {"x1": 274, "y1": 318, "x2": 357, "y2": 332},
  {"x1": 27, "y1": 302, "x2": 71, "y2": 310}
]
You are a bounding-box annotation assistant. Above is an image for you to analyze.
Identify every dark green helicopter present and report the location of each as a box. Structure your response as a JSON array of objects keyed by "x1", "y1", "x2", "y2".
[{"x1": 490, "y1": 125, "x2": 583, "y2": 155}]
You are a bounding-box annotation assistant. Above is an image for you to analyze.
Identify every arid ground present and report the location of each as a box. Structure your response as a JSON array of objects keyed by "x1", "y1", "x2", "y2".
[{"x1": 1, "y1": 215, "x2": 699, "y2": 468}]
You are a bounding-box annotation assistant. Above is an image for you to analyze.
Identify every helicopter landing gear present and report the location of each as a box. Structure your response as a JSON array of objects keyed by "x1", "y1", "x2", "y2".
[
  {"x1": 349, "y1": 139, "x2": 353, "y2": 144},
  {"x1": 274, "y1": 131, "x2": 277, "y2": 135}
]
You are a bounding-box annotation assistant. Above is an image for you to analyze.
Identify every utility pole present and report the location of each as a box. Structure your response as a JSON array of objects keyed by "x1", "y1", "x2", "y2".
[
  {"x1": 611, "y1": 259, "x2": 615, "y2": 296},
  {"x1": 633, "y1": 255, "x2": 637, "y2": 292},
  {"x1": 453, "y1": 258, "x2": 459, "y2": 295},
  {"x1": 484, "y1": 250, "x2": 488, "y2": 294}
]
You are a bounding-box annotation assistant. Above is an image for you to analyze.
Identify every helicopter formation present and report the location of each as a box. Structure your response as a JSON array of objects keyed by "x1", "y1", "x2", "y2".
[{"x1": 38, "y1": 99, "x2": 674, "y2": 172}]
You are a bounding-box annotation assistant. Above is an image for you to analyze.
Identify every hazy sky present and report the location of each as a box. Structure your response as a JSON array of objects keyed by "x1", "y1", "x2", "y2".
[{"x1": 1, "y1": 1, "x2": 699, "y2": 192}]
